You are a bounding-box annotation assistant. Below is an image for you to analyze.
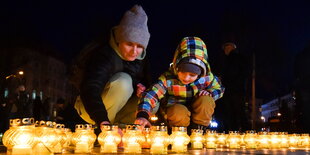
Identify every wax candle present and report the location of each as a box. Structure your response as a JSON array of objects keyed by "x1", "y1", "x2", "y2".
[
  {"x1": 149, "y1": 125, "x2": 169, "y2": 154},
  {"x1": 244, "y1": 130, "x2": 257, "y2": 149},
  {"x1": 190, "y1": 129, "x2": 204, "y2": 149},
  {"x1": 122, "y1": 124, "x2": 144, "y2": 153},
  {"x1": 170, "y1": 127, "x2": 190, "y2": 153},
  {"x1": 204, "y1": 130, "x2": 217, "y2": 149},
  {"x1": 98, "y1": 125, "x2": 121, "y2": 153}
]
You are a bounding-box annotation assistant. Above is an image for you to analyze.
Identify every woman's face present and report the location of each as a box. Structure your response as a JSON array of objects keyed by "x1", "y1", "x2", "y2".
[
  {"x1": 118, "y1": 41, "x2": 144, "y2": 61},
  {"x1": 177, "y1": 71, "x2": 199, "y2": 85}
]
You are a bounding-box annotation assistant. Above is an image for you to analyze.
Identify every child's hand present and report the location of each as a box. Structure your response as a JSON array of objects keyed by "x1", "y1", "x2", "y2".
[
  {"x1": 199, "y1": 90, "x2": 211, "y2": 96},
  {"x1": 134, "y1": 117, "x2": 151, "y2": 129},
  {"x1": 136, "y1": 83, "x2": 146, "y2": 97}
]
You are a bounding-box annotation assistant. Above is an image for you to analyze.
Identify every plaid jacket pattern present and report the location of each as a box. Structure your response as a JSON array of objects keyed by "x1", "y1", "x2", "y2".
[{"x1": 137, "y1": 37, "x2": 224, "y2": 118}]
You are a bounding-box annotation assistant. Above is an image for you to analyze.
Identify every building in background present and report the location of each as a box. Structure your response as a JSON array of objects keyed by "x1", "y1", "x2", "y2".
[
  {"x1": 260, "y1": 93, "x2": 297, "y2": 132},
  {"x1": 0, "y1": 47, "x2": 77, "y2": 105}
]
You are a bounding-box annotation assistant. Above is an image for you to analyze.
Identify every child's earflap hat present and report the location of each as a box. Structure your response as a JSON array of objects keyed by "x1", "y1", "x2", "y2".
[{"x1": 177, "y1": 59, "x2": 202, "y2": 75}]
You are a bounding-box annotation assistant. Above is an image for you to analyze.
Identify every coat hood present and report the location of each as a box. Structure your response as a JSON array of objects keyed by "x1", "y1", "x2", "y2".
[{"x1": 172, "y1": 37, "x2": 210, "y2": 77}]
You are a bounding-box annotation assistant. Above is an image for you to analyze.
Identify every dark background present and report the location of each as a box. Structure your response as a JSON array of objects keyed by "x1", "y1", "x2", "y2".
[{"x1": 1, "y1": 0, "x2": 310, "y2": 101}]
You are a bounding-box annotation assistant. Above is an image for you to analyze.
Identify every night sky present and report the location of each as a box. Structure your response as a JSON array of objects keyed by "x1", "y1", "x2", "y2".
[{"x1": 2, "y1": 0, "x2": 310, "y2": 101}]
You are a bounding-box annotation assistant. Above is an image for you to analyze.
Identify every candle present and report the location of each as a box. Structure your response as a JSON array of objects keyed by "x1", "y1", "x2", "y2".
[
  {"x1": 11, "y1": 132, "x2": 34, "y2": 155},
  {"x1": 12, "y1": 145, "x2": 33, "y2": 155},
  {"x1": 53, "y1": 124, "x2": 66, "y2": 153},
  {"x1": 244, "y1": 130, "x2": 257, "y2": 149},
  {"x1": 289, "y1": 134, "x2": 300, "y2": 149},
  {"x1": 2, "y1": 118, "x2": 36, "y2": 155},
  {"x1": 127, "y1": 142, "x2": 141, "y2": 153},
  {"x1": 76, "y1": 142, "x2": 92, "y2": 153},
  {"x1": 173, "y1": 139, "x2": 186, "y2": 153},
  {"x1": 257, "y1": 131, "x2": 269, "y2": 149},
  {"x1": 98, "y1": 125, "x2": 121, "y2": 153},
  {"x1": 142, "y1": 127, "x2": 151, "y2": 149},
  {"x1": 269, "y1": 132, "x2": 280, "y2": 149},
  {"x1": 71, "y1": 124, "x2": 96, "y2": 153},
  {"x1": 227, "y1": 131, "x2": 241, "y2": 149},
  {"x1": 33, "y1": 121, "x2": 58, "y2": 154},
  {"x1": 149, "y1": 125, "x2": 169, "y2": 154},
  {"x1": 62, "y1": 128, "x2": 72, "y2": 153},
  {"x1": 190, "y1": 129, "x2": 204, "y2": 149},
  {"x1": 102, "y1": 142, "x2": 117, "y2": 153},
  {"x1": 216, "y1": 133, "x2": 227, "y2": 148},
  {"x1": 170, "y1": 127, "x2": 190, "y2": 153},
  {"x1": 299, "y1": 133, "x2": 310, "y2": 149},
  {"x1": 151, "y1": 142, "x2": 165, "y2": 154},
  {"x1": 279, "y1": 132, "x2": 289, "y2": 148},
  {"x1": 204, "y1": 130, "x2": 217, "y2": 149},
  {"x1": 122, "y1": 124, "x2": 144, "y2": 153}
]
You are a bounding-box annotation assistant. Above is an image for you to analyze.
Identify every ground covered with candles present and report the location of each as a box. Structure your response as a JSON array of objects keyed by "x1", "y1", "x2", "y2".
[
  {"x1": 0, "y1": 145, "x2": 310, "y2": 154},
  {"x1": 1, "y1": 119, "x2": 310, "y2": 154}
]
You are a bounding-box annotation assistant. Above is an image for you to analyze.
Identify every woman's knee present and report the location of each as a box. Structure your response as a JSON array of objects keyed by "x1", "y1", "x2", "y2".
[{"x1": 109, "y1": 72, "x2": 133, "y2": 94}]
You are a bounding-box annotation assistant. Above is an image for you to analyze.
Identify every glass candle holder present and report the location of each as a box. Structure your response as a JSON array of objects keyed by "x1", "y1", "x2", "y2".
[
  {"x1": 141, "y1": 127, "x2": 151, "y2": 149},
  {"x1": 53, "y1": 124, "x2": 66, "y2": 153},
  {"x1": 216, "y1": 132, "x2": 227, "y2": 148},
  {"x1": 122, "y1": 124, "x2": 144, "y2": 153},
  {"x1": 243, "y1": 130, "x2": 258, "y2": 149},
  {"x1": 63, "y1": 128, "x2": 73, "y2": 152},
  {"x1": 204, "y1": 130, "x2": 217, "y2": 149},
  {"x1": 169, "y1": 126, "x2": 190, "y2": 153},
  {"x1": 269, "y1": 132, "x2": 281, "y2": 149},
  {"x1": 289, "y1": 133, "x2": 300, "y2": 149},
  {"x1": 257, "y1": 131, "x2": 270, "y2": 149},
  {"x1": 97, "y1": 124, "x2": 121, "y2": 153},
  {"x1": 279, "y1": 132, "x2": 289, "y2": 148},
  {"x1": 299, "y1": 133, "x2": 310, "y2": 149},
  {"x1": 2, "y1": 118, "x2": 36, "y2": 155},
  {"x1": 149, "y1": 125, "x2": 170, "y2": 154},
  {"x1": 33, "y1": 120, "x2": 58, "y2": 154},
  {"x1": 71, "y1": 124, "x2": 97, "y2": 153},
  {"x1": 226, "y1": 131, "x2": 241, "y2": 149},
  {"x1": 190, "y1": 129, "x2": 204, "y2": 149},
  {"x1": 239, "y1": 132, "x2": 246, "y2": 148}
]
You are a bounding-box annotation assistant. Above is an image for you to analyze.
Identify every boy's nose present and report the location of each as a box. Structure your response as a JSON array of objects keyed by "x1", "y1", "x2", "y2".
[{"x1": 184, "y1": 75, "x2": 190, "y2": 81}]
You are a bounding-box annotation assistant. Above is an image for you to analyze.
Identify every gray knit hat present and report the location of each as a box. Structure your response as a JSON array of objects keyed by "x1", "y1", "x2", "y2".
[{"x1": 115, "y1": 5, "x2": 150, "y2": 49}]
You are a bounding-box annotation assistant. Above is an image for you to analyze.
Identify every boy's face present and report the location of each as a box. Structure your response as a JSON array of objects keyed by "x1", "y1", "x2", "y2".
[
  {"x1": 118, "y1": 41, "x2": 144, "y2": 61},
  {"x1": 177, "y1": 71, "x2": 199, "y2": 85}
]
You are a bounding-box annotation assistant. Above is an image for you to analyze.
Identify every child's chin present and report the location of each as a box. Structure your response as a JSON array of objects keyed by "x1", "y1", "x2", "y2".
[{"x1": 181, "y1": 81, "x2": 190, "y2": 85}]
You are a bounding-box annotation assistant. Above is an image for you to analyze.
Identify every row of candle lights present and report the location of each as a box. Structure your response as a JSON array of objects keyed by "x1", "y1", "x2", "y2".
[{"x1": 2, "y1": 117, "x2": 310, "y2": 154}]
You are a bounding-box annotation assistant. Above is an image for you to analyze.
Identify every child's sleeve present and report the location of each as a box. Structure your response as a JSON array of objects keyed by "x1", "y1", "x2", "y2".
[
  {"x1": 136, "y1": 74, "x2": 168, "y2": 120},
  {"x1": 205, "y1": 72, "x2": 225, "y2": 101}
]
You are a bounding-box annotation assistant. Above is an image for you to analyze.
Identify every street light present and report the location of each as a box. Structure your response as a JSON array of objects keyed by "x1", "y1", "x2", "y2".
[
  {"x1": 260, "y1": 116, "x2": 265, "y2": 122},
  {"x1": 18, "y1": 71, "x2": 24, "y2": 76},
  {"x1": 5, "y1": 70, "x2": 24, "y2": 79}
]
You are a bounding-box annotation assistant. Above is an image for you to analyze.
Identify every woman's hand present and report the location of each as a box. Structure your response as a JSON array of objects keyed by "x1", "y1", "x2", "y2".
[
  {"x1": 100, "y1": 121, "x2": 123, "y2": 136},
  {"x1": 136, "y1": 83, "x2": 146, "y2": 97},
  {"x1": 134, "y1": 117, "x2": 151, "y2": 129}
]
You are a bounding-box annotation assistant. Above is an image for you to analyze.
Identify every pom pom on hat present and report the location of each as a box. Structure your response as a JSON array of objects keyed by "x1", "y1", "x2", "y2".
[{"x1": 115, "y1": 5, "x2": 150, "y2": 49}]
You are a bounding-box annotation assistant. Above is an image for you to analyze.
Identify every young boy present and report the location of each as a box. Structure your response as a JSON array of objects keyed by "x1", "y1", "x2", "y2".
[{"x1": 135, "y1": 37, "x2": 224, "y2": 129}]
